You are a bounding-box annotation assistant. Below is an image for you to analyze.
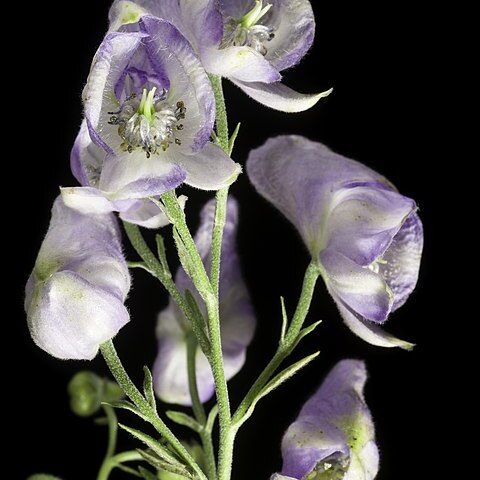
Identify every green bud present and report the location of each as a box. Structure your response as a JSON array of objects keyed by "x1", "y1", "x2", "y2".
[{"x1": 67, "y1": 371, "x2": 124, "y2": 417}]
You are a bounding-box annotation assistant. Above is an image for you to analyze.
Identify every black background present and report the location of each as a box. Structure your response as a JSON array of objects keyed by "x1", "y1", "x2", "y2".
[{"x1": 12, "y1": 2, "x2": 448, "y2": 479}]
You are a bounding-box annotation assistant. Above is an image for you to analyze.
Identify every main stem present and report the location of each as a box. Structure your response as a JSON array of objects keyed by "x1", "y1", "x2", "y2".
[{"x1": 100, "y1": 340, "x2": 207, "y2": 480}]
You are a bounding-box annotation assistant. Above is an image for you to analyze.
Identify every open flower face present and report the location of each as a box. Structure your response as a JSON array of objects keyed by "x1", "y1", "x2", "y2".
[
  {"x1": 62, "y1": 16, "x2": 240, "y2": 224},
  {"x1": 109, "y1": 0, "x2": 331, "y2": 112},
  {"x1": 272, "y1": 360, "x2": 379, "y2": 480},
  {"x1": 247, "y1": 136, "x2": 423, "y2": 349},
  {"x1": 153, "y1": 198, "x2": 256, "y2": 405},
  {"x1": 25, "y1": 197, "x2": 131, "y2": 360}
]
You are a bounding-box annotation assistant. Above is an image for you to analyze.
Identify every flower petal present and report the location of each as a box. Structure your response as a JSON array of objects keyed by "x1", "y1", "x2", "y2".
[
  {"x1": 337, "y1": 302, "x2": 415, "y2": 350},
  {"x1": 381, "y1": 212, "x2": 424, "y2": 311},
  {"x1": 320, "y1": 248, "x2": 393, "y2": 323},
  {"x1": 232, "y1": 80, "x2": 332, "y2": 112},
  {"x1": 178, "y1": 143, "x2": 242, "y2": 190},
  {"x1": 264, "y1": 0, "x2": 315, "y2": 71},
  {"x1": 276, "y1": 360, "x2": 378, "y2": 480},
  {"x1": 118, "y1": 198, "x2": 170, "y2": 228},
  {"x1": 327, "y1": 182, "x2": 417, "y2": 266},
  {"x1": 202, "y1": 46, "x2": 281, "y2": 83},
  {"x1": 27, "y1": 271, "x2": 130, "y2": 361},
  {"x1": 153, "y1": 307, "x2": 215, "y2": 405},
  {"x1": 139, "y1": 15, "x2": 215, "y2": 152},
  {"x1": 26, "y1": 197, "x2": 131, "y2": 360},
  {"x1": 61, "y1": 187, "x2": 117, "y2": 215}
]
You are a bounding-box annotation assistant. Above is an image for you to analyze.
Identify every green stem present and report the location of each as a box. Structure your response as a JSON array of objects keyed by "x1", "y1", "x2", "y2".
[
  {"x1": 97, "y1": 450, "x2": 143, "y2": 480},
  {"x1": 160, "y1": 191, "x2": 233, "y2": 480},
  {"x1": 233, "y1": 262, "x2": 320, "y2": 425},
  {"x1": 103, "y1": 405, "x2": 118, "y2": 461},
  {"x1": 210, "y1": 187, "x2": 229, "y2": 297},
  {"x1": 187, "y1": 335, "x2": 217, "y2": 480},
  {"x1": 100, "y1": 341, "x2": 207, "y2": 480}
]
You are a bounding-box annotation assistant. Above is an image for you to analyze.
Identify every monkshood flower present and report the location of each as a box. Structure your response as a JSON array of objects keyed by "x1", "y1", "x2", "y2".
[
  {"x1": 271, "y1": 360, "x2": 379, "y2": 480},
  {"x1": 109, "y1": 0, "x2": 331, "y2": 112},
  {"x1": 247, "y1": 136, "x2": 423, "y2": 349},
  {"x1": 153, "y1": 197, "x2": 256, "y2": 405},
  {"x1": 62, "y1": 16, "x2": 240, "y2": 225},
  {"x1": 25, "y1": 197, "x2": 130, "y2": 360}
]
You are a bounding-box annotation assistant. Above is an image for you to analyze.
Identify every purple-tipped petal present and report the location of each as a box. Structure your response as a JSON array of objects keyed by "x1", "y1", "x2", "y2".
[
  {"x1": 320, "y1": 249, "x2": 393, "y2": 323},
  {"x1": 25, "y1": 197, "x2": 131, "y2": 360},
  {"x1": 178, "y1": 142, "x2": 242, "y2": 190},
  {"x1": 274, "y1": 360, "x2": 379, "y2": 480},
  {"x1": 231, "y1": 80, "x2": 331, "y2": 112},
  {"x1": 153, "y1": 197, "x2": 256, "y2": 405},
  {"x1": 247, "y1": 135, "x2": 422, "y2": 347}
]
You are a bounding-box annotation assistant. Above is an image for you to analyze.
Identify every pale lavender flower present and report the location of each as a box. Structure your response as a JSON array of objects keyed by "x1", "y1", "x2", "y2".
[
  {"x1": 153, "y1": 197, "x2": 256, "y2": 405},
  {"x1": 109, "y1": 0, "x2": 331, "y2": 112},
  {"x1": 62, "y1": 17, "x2": 240, "y2": 226},
  {"x1": 247, "y1": 136, "x2": 423, "y2": 349},
  {"x1": 25, "y1": 197, "x2": 130, "y2": 360},
  {"x1": 272, "y1": 360, "x2": 379, "y2": 480}
]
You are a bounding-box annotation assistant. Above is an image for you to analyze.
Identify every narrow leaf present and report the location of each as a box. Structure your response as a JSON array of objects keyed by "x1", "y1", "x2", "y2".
[
  {"x1": 228, "y1": 122, "x2": 241, "y2": 155},
  {"x1": 117, "y1": 464, "x2": 143, "y2": 477},
  {"x1": 138, "y1": 467, "x2": 158, "y2": 480},
  {"x1": 173, "y1": 228, "x2": 196, "y2": 280},
  {"x1": 293, "y1": 320, "x2": 323, "y2": 349},
  {"x1": 166, "y1": 410, "x2": 202, "y2": 433},
  {"x1": 206, "y1": 405, "x2": 218, "y2": 434},
  {"x1": 184, "y1": 290, "x2": 210, "y2": 354},
  {"x1": 104, "y1": 400, "x2": 148, "y2": 422},
  {"x1": 238, "y1": 352, "x2": 320, "y2": 427},
  {"x1": 155, "y1": 234, "x2": 171, "y2": 276},
  {"x1": 143, "y1": 366, "x2": 156, "y2": 409},
  {"x1": 137, "y1": 450, "x2": 192, "y2": 478},
  {"x1": 119, "y1": 424, "x2": 183, "y2": 466}
]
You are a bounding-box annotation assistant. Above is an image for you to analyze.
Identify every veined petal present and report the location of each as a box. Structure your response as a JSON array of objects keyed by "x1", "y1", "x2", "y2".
[
  {"x1": 275, "y1": 360, "x2": 379, "y2": 480},
  {"x1": 118, "y1": 198, "x2": 171, "y2": 228},
  {"x1": 337, "y1": 302, "x2": 415, "y2": 350},
  {"x1": 202, "y1": 46, "x2": 281, "y2": 83},
  {"x1": 177, "y1": 143, "x2": 242, "y2": 191},
  {"x1": 320, "y1": 249, "x2": 393, "y2": 323},
  {"x1": 232, "y1": 80, "x2": 332, "y2": 112},
  {"x1": 382, "y1": 212, "x2": 424, "y2": 311}
]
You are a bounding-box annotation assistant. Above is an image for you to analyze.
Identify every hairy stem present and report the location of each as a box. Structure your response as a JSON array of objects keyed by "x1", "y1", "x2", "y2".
[{"x1": 96, "y1": 450, "x2": 143, "y2": 480}]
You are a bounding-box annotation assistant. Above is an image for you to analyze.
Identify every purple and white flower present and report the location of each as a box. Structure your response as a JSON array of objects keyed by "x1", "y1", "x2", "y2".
[
  {"x1": 109, "y1": 0, "x2": 331, "y2": 112},
  {"x1": 62, "y1": 16, "x2": 240, "y2": 226},
  {"x1": 272, "y1": 360, "x2": 379, "y2": 480},
  {"x1": 153, "y1": 197, "x2": 256, "y2": 405},
  {"x1": 247, "y1": 135, "x2": 423, "y2": 349},
  {"x1": 25, "y1": 197, "x2": 131, "y2": 360}
]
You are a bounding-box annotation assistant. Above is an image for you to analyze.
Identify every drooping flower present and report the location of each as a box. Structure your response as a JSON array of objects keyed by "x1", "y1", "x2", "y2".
[
  {"x1": 153, "y1": 197, "x2": 256, "y2": 405},
  {"x1": 25, "y1": 196, "x2": 131, "y2": 360},
  {"x1": 247, "y1": 136, "x2": 423, "y2": 349},
  {"x1": 62, "y1": 17, "x2": 240, "y2": 226},
  {"x1": 271, "y1": 360, "x2": 379, "y2": 480},
  {"x1": 109, "y1": 0, "x2": 331, "y2": 112}
]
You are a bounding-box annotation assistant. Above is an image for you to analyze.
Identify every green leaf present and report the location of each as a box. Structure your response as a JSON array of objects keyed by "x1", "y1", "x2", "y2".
[
  {"x1": 117, "y1": 464, "x2": 143, "y2": 477},
  {"x1": 228, "y1": 122, "x2": 241, "y2": 155},
  {"x1": 293, "y1": 320, "x2": 323, "y2": 349},
  {"x1": 173, "y1": 228, "x2": 196, "y2": 280},
  {"x1": 137, "y1": 450, "x2": 192, "y2": 478},
  {"x1": 184, "y1": 290, "x2": 210, "y2": 354},
  {"x1": 155, "y1": 234, "x2": 170, "y2": 275},
  {"x1": 166, "y1": 410, "x2": 201, "y2": 433},
  {"x1": 143, "y1": 366, "x2": 156, "y2": 409},
  {"x1": 105, "y1": 400, "x2": 148, "y2": 422},
  {"x1": 237, "y1": 351, "x2": 320, "y2": 427},
  {"x1": 28, "y1": 475, "x2": 62, "y2": 480},
  {"x1": 119, "y1": 424, "x2": 183, "y2": 467}
]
